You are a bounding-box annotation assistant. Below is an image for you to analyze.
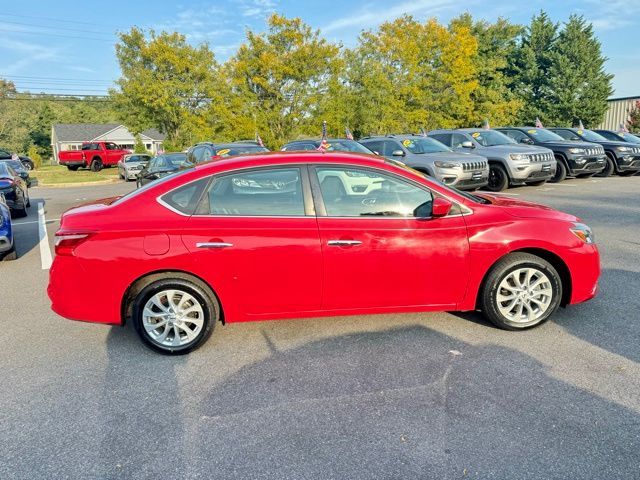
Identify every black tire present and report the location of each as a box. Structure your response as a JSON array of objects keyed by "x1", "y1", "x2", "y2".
[
  {"x1": 13, "y1": 190, "x2": 28, "y2": 218},
  {"x1": 1, "y1": 243, "x2": 17, "y2": 261},
  {"x1": 480, "y1": 252, "x2": 562, "y2": 330},
  {"x1": 90, "y1": 158, "x2": 103, "y2": 172},
  {"x1": 486, "y1": 164, "x2": 509, "y2": 192},
  {"x1": 549, "y1": 159, "x2": 567, "y2": 183},
  {"x1": 526, "y1": 180, "x2": 546, "y2": 187},
  {"x1": 67, "y1": 165, "x2": 79, "y2": 171},
  {"x1": 132, "y1": 278, "x2": 218, "y2": 354},
  {"x1": 22, "y1": 160, "x2": 34, "y2": 171},
  {"x1": 596, "y1": 154, "x2": 615, "y2": 177}
]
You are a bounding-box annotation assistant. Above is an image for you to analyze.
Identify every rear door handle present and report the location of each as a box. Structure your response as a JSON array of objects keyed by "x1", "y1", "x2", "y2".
[
  {"x1": 327, "y1": 240, "x2": 362, "y2": 246},
  {"x1": 196, "y1": 242, "x2": 233, "y2": 249}
]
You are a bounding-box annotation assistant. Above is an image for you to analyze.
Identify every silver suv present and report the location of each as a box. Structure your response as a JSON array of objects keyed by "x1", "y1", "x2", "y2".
[
  {"x1": 428, "y1": 129, "x2": 556, "y2": 191},
  {"x1": 359, "y1": 135, "x2": 489, "y2": 191}
]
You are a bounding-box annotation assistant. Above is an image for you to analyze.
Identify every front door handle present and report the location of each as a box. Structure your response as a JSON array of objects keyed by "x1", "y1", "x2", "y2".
[
  {"x1": 196, "y1": 242, "x2": 233, "y2": 249},
  {"x1": 327, "y1": 240, "x2": 362, "y2": 246}
]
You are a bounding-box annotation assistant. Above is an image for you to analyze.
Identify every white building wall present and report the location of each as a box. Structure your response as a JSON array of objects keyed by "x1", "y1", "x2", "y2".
[{"x1": 598, "y1": 97, "x2": 640, "y2": 130}]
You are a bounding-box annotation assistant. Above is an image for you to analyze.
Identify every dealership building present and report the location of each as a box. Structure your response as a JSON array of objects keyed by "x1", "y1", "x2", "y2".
[
  {"x1": 598, "y1": 96, "x2": 640, "y2": 130},
  {"x1": 51, "y1": 123, "x2": 165, "y2": 161}
]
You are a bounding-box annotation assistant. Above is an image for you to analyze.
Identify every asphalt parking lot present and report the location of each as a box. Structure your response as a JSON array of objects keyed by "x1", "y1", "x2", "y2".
[{"x1": 1, "y1": 176, "x2": 639, "y2": 479}]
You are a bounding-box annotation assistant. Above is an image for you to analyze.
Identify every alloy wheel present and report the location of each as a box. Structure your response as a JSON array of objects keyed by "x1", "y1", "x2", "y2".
[
  {"x1": 142, "y1": 289, "x2": 205, "y2": 348},
  {"x1": 496, "y1": 267, "x2": 553, "y2": 324}
]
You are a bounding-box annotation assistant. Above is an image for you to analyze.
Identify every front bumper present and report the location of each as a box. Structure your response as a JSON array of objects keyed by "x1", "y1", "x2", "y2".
[
  {"x1": 568, "y1": 155, "x2": 606, "y2": 174},
  {"x1": 616, "y1": 154, "x2": 640, "y2": 172},
  {"x1": 566, "y1": 243, "x2": 600, "y2": 305},
  {"x1": 437, "y1": 167, "x2": 489, "y2": 190},
  {"x1": 0, "y1": 234, "x2": 12, "y2": 253},
  {"x1": 509, "y1": 162, "x2": 556, "y2": 184}
]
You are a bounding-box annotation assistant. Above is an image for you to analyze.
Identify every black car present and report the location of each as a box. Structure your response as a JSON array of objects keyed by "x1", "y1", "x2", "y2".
[
  {"x1": 0, "y1": 162, "x2": 30, "y2": 217},
  {"x1": 186, "y1": 141, "x2": 269, "y2": 164},
  {"x1": 592, "y1": 129, "x2": 640, "y2": 146},
  {"x1": 548, "y1": 128, "x2": 640, "y2": 177},
  {"x1": 0, "y1": 159, "x2": 32, "y2": 187},
  {"x1": 0, "y1": 148, "x2": 34, "y2": 171},
  {"x1": 281, "y1": 138, "x2": 374, "y2": 154},
  {"x1": 136, "y1": 153, "x2": 191, "y2": 188},
  {"x1": 496, "y1": 127, "x2": 606, "y2": 182}
]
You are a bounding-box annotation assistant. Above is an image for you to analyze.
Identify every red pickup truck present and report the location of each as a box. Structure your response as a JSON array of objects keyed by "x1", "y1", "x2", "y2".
[{"x1": 58, "y1": 142, "x2": 131, "y2": 171}]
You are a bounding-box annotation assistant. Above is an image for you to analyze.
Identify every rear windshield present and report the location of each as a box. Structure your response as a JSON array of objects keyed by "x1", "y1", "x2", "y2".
[{"x1": 216, "y1": 145, "x2": 269, "y2": 157}]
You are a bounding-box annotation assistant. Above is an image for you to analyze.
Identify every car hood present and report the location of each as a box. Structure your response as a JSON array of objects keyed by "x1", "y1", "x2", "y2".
[
  {"x1": 123, "y1": 161, "x2": 147, "y2": 168},
  {"x1": 475, "y1": 193, "x2": 579, "y2": 222},
  {"x1": 478, "y1": 144, "x2": 551, "y2": 154},
  {"x1": 415, "y1": 151, "x2": 487, "y2": 162},
  {"x1": 539, "y1": 140, "x2": 596, "y2": 149}
]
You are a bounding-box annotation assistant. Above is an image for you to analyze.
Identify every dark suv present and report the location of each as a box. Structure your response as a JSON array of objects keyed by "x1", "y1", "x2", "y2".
[
  {"x1": 548, "y1": 128, "x2": 640, "y2": 177},
  {"x1": 186, "y1": 141, "x2": 269, "y2": 164},
  {"x1": 281, "y1": 138, "x2": 374, "y2": 154},
  {"x1": 592, "y1": 129, "x2": 640, "y2": 146},
  {"x1": 359, "y1": 135, "x2": 489, "y2": 190},
  {"x1": 496, "y1": 127, "x2": 606, "y2": 182}
]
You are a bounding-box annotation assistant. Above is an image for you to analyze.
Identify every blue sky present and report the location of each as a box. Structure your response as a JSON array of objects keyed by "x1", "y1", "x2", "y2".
[{"x1": 1, "y1": 0, "x2": 638, "y2": 97}]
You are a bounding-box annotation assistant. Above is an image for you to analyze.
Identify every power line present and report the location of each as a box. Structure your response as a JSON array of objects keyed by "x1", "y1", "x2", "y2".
[
  {"x1": 0, "y1": 19, "x2": 115, "y2": 36},
  {"x1": 0, "y1": 27, "x2": 114, "y2": 42},
  {"x1": 0, "y1": 12, "x2": 125, "y2": 30},
  {"x1": 1, "y1": 74, "x2": 115, "y2": 83}
]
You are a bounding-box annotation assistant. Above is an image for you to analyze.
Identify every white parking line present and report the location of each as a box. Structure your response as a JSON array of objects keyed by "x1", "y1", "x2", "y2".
[
  {"x1": 12, "y1": 218, "x2": 59, "y2": 226},
  {"x1": 551, "y1": 183, "x2": 578, "y2": 187},
  {"x1": 38, "y1": 202, "x2": 53, "y2": 270}
]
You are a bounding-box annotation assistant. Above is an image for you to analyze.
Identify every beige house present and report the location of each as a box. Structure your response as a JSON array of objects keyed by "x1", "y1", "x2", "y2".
[
  {"x1": 51, "y1": 123, "x2": 166, "y2": 161},
  {"x1": 597, "y1": 96, "x2": 640, "y2": 130}
]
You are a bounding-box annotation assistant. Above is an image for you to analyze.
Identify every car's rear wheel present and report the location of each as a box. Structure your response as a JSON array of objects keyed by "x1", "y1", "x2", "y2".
[
  {"x1": 13, "y1": 191, "x2": 28, "y2": 218},
  {"x1": 132, "y1": 278, "x2": 218, "y2": 354},
  {"x1": 486, "y1": 164, "x2": 509, "y2": 192},
  {"x1": 480, "y1": 253, "x2": 562, "y2": 330}
]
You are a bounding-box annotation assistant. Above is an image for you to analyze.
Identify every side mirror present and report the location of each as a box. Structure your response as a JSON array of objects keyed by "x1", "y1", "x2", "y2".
[
  {"x1": 461, "y1": 141, "x2": 474, "y2": 149},
  {"x1": 431, "y1": 197, "x2": 453, "y2": 218},
  {"x1": 392, "y1": 150, "x2": 406, "y2": 157},
  {"x1": 372, "y1": 151, "x2": 380, "y2": 156},
  {"x1": 519, "y1": 137, "x2": 533, "y2": 145}
]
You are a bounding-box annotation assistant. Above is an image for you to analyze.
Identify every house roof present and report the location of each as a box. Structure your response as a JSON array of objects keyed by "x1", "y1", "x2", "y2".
[{"x1": 52, "y1": 123, "x2": 166, "y2": 142}]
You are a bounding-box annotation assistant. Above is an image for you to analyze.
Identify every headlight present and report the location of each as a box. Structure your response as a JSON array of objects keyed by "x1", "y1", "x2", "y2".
[
  {"x1": 434, "y1": 161, "x2": 461, "y2": 168},
  {"x1": 568, "y1": 148, "x2": 585, "y2": 154},
  {"x1": 509, "y1": 153, "x2": 530, "y2": 162},
  {"x1": 570, "y1": 223, "x2": 595, "y2": 244},
  {"x1": 616, "y1": 146, "x2": 631, "y2": 152}
]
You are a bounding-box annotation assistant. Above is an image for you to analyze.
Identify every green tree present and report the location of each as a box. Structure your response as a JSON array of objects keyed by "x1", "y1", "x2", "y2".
[
  {"x1": 225, "y1": 14, "x2": 342, "y2": 148},
  {"x1": 450, "y1": 14, "x2": 522, "y2": 126},
  {"x1": 111, "y1": 28, "x2": 223, "y2": 146},
  {"x1": 133, "y1": 134, "x2": 148, "y2": 153},
  {"x1": 510, "y1": 11, "x2": 558, "y2": 124},
  {"x1": 544, "y1": 15, "x2": 613, "y2": 126},
  {"x1": 346, "y1": 15, "x2": 479, "y2": 136}
]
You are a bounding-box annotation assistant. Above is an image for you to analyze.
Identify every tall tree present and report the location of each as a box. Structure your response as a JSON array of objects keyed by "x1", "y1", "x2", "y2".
[
  {"x1": 111, "y1": 28, "x2": 223, "y2": 147},
  {"x1": 544, "y1": 15, "x2": 613, "y2": 127},
  {"x1": 226, "y1": 14, "x2": 341, "y2": 148},
  {"x1": 347, "y1": 15, "x2": 478, "y2": 135},
  {"x1": 510, "y1": 11, "x2": 558, "y2": 124},
  {"x1": 450, "y1": 14, "x2": 522, "y2": 126}
]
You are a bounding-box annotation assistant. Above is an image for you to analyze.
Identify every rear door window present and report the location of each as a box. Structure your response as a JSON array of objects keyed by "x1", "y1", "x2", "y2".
[
  {"x1": 160, "y1": 178, "x2": 210, "y2": 215},
  {"x1": 430, "y1": 133, "x2": 452, "y2": 147},
  {"x1": 197, "y1": 168, "x2": 305, "y2": 216}
]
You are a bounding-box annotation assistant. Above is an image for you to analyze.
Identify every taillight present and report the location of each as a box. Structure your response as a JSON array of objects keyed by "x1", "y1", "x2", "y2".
[{"x1": 54, "y1": 232, "x2": 92, "y2": 256}]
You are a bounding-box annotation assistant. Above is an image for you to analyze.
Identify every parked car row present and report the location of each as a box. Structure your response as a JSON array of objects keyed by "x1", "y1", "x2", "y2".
[{"x1": 0, "y1": 147, "x2": 35, "y2": 171}]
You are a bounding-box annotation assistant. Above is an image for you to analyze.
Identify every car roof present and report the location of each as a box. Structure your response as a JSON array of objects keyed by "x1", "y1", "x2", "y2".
[
  {"x1": 283, "y1": 138, "x2": 356, "y2": 144},
  {"x1": 360, "y1": 134, "x2": 426, "y2": 140}
]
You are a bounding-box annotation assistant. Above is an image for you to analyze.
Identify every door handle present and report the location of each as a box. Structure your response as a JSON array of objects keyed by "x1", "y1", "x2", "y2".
[
  {"x1": 327, "y1": 240, "x2": 362, "y2": 246},
  {"x1": 196, "y1": 242, "x2": 233, "y2": 249}
]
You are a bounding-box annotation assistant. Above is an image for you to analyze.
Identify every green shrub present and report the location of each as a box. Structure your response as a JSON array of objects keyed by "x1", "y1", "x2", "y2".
[{"x1": 27, "y1": 145, "x2": 42, "y2": 169}]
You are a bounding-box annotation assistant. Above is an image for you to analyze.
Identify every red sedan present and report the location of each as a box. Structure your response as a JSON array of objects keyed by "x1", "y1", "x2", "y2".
[{"x1": 48, "y1": 153, "x2": 600, "y2": 354}]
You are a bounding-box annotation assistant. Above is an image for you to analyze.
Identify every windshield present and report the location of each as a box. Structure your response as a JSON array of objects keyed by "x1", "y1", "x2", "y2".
[
  {"x1": 402, "y1": 137, "x2": 450, "y2": 154},
  {"x1": 619, "y1": 132, "x2": 640, "y2": 144},
  {"x1": 579, "y1": 129, "x2": 608, "y2": 142},
  {"x1": 525, "y1": 128, "x2": 565, "y2": 142},
  {"x1": 216, "y1": 145, "x2": 269, "y2": 157},
  {"x1": 0, "y1": 163, "x2": 9, "y2": 176},
  {"x1": 125, "y1": 155, "x2": 150, "y2": 163},
  {"x1": 1, "y1": 160, "x2": 24, "y2": 171},
  {"x1": 325, "y1": 140, "x2": 373, "y2": 154},
  {"x1": 469, "y1": 130, "x2": 516, "y2": 147},
  {"x1": 165, "y1": 153, "x2": 191, "y2": 167}
]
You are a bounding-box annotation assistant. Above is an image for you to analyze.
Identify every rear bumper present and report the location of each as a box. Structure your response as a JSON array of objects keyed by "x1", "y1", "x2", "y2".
[
  {"x1": 48, "y1": 256, "x2": 121, "y2": 324},
  {"x1": 59, "y1": 160, "x2": 86, "y2": 167}
]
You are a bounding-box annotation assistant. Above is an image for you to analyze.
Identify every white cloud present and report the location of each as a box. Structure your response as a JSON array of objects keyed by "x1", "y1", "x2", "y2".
[
  {"x1": 0, "y1": 37, "x2": 61, "y2": 75},
  {"x1": 583, "y1": 0, "x2": 640, "y2": 31},
  {"x1": 322, "y1": 0, "x2": 475, "y2": 33}
]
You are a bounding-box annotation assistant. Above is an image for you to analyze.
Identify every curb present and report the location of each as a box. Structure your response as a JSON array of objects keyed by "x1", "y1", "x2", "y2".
[{"x1": 32, "y1": 178, "x2": 121, "y2": 188}]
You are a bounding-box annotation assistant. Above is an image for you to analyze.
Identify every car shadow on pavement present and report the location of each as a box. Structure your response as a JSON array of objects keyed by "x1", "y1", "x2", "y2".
[
  {"x1": 99, "y1": 322, "x2": 639, "y2": 479},
  {"x1": 553, "y1": 267, "x2": 640, "y2": 364}
]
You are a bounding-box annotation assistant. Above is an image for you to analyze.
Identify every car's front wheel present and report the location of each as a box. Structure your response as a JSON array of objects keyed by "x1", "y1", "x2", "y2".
[
  {"x1": 480, "y1": 253, "x2": 562, "y2": 330},
  {"x1": 486, "y1": 164, "x2": 509, "y2": 192},
  {"x1": 132, "y1": 278, "x2": 218, "y2": 354}
]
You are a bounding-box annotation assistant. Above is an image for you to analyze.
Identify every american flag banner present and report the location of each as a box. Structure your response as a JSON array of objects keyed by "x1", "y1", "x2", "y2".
[
  {"x1": 482, "y1": 119, "x2": 490, "y2": 130},
  {"x1": 345, "y1": 127, "x2": 354, "y2": 140},
  {"x1": 535, "y1": 117, "x2": 544, "y2": 128},
  {"x1": 255, "y1": 132, "x2": 264, "y2": 147},
  {"x1": 318, "y1": 121, "x2": 329, "y2": 152},
  {"x1": 10, "y1": 153, "x2": 19, "y2": 161},
  {"x1": 619, "y1": 122, "x2": 629, "y2": 133}
]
